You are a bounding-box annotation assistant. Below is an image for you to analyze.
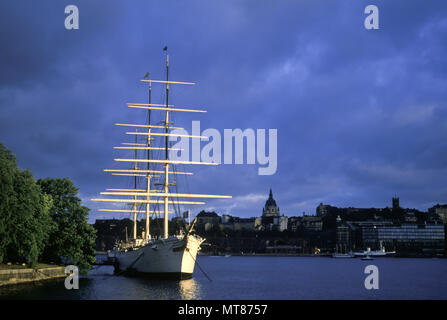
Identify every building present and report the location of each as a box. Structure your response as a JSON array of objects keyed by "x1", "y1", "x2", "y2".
[
  {"x1": 196, "y1": 211, "x2": 220, "y2": 225},
  {"x1": 218, "y1": 215, "x2": 260, "y2": 232},
  {"x1": 262, "y1": 189, "x2": 280, "y2": 217},
  {"x1": 221, "y1": 214, "x2": 232, "y2": 224},
  {"x1": 335, "y1": 215, "x2": 351, "y2": 253},
  {"x1": 274, "y1": 216, "x2": 289, "y2": 232},
  {"x1": 287, "y1": 217, "x2": 301, "y2": 232},
  {"x1": 404, "y1": 211, "x2": 417, "y2": 223},
  {"x1": 254, "y1": 217, "x2": 262, "y2": 230},
  {"x1": 261, "y1": 189, "x2": 288, "y2": 231},
  {"x1": 300, "y1": 215, "x2": 323, "y2": 232},
  {"x1": 196, "y1": 211, "x2": 221, "y2": 232},
  {"x1": 392, "y1": 197, "x2": 400, "y2": 210},
  {"x1": 429, "y1": 204, "x2": 447, "y2": 224},
  {"x1": 316, "y1": 203, "x2": 330, "y2": 218},
  {"x1": 287, "y1": 215, "x2": 323, "y2": 232},
  {"x1": 362, "y1": 223, "x2": 445, "y2": 253},
  {"x1": 234, "y1": 217, "x2": 257, "y2": 231}
]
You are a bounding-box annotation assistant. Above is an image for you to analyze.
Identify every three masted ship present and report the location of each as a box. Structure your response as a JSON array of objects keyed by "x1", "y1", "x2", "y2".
[{"x1": 92, "y1": 51, "x2": 231, "y2": 279}]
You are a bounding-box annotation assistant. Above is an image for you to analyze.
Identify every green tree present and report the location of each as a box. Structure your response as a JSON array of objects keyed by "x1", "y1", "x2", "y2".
[
  {"x1": 0, "y1": 143, "x2": 16, "y2": 263},
  {"x1": 38, "y1": 178, "x2": 96, "y2": 274},
  {"x1": 0, "y1": 143, "x2": 54, "y2": 267},
  {"x1": 8, "y1": 170, "x2": 54, "y2": 267}
]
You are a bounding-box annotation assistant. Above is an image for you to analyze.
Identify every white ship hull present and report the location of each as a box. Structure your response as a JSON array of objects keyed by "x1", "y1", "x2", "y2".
[
  {"x1": 354, "y1": 251, "x2": 386, "y2": 257},
  {"x1": 332, "y1": 253, "x2": 355, "y2": 258},
  {"x1": 353, "y1": 249, "x2": 396, "y2": 257},
  {"x1": 114, "y1": 234, "x2": 204, "y2": 279}
]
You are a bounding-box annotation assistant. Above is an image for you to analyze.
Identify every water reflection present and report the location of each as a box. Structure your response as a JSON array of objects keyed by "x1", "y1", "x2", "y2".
[
  {"x1": 178, "y1": 278, "x2": 201, "y2": 300},
  {"x1": 79, "y1": 266, "x2": 202, "y2": 300},
  {"x1": 72, "y1": 258, "x2": 202, "y2": 299}
]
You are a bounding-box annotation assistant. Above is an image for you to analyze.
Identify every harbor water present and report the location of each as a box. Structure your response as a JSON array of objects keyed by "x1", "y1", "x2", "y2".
[{"x1": 1, "y1": 256, "x2": 446, "y2": 300}]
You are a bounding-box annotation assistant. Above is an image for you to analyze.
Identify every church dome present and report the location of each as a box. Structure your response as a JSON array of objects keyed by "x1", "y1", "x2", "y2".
[
  {"x1": 265, "y1": 189, "x2": 277, "y2": 208},
  {"x1": 262, "y1": 189, "x2": 280, "y2": 218}
]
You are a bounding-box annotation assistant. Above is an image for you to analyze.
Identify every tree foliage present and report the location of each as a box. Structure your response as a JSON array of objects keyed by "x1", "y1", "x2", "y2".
[
  {"x1": 0, "y1": 143, "x2": 54, "y2": 267},
  {"x1": 0, "y1": 143, "x2": 16, "y2": 263},
  {"x1": 0, "y1": 143, "x2": 96, "y2": 273},
  {"x1": 7, "y1": 170, "x2": 54, "y2": 267},
  {"x1": 38, "y1": 178, "x2": 96, "y2": 274}
]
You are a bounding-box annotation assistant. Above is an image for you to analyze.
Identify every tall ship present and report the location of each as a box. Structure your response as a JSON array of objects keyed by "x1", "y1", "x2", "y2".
[{"x1": 92, "y1": 49, "x2": 231, "y2": 278}]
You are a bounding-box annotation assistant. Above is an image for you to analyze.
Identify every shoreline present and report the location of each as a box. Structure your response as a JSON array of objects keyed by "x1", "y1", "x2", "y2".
[
  {"x1": 95, "y1": 252, "x2": 446, "y2": 259},
  {"x1": 197, "y1": 253, "x2": 446, "y2": 258},
  {"x1": 0, "y1": 266, "x2": 66, "y2": 287}
]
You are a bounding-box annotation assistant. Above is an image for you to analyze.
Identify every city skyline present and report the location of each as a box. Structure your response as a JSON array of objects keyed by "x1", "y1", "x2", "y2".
[
  {"x1": 1, "y1": 1, "x2": 447, "y2": 223},
  {"x1": 96, "y1": 188, "x2": 445, "y2": 223}
]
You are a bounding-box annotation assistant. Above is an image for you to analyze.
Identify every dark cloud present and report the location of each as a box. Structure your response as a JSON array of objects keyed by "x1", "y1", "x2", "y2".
[{"x1": 1, "y1": 0, "x2": 446, "y2": 222}]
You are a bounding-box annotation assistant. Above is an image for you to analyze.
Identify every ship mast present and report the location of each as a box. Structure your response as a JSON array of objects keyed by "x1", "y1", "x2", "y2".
[
  {"x1": 145, "y1": 75, "x2": 152, "y2": 240},
  {"x1": 133, "y1": 130, "x2": 138, "y2": 240},
  {"x1": 92, "y1": 49, "x2": 233, "y2": 238},
  {"x1": 163, "y1": 52, "x2": 170, "y2": 239}
]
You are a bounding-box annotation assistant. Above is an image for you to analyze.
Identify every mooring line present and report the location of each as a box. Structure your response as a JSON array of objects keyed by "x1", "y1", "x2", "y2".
[
  {"x1": 188, "y1": 250, "x2": 212, "y2": 282},
  {"x1": 115, "y1": 251, "x2": 144, "y2": 276}
]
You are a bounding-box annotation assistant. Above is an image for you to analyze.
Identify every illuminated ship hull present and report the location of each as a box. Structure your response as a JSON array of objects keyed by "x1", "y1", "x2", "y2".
[{"x1": 114, "y1": 234, "x2": 204, "y2": 279}]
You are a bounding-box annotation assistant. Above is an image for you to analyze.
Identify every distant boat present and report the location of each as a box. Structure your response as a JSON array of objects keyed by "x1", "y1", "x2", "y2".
[
  {"x1": 332, "y1": 252, "x2": 355, "y2": 258},
  {"x1": 353, "y1": 244, "x2": 395, "y2": 257}
]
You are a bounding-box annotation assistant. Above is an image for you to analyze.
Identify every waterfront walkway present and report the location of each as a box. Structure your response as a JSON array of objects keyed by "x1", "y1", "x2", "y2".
[{"x1": 0, "y1": 264, "x2": 66, "y2": 287}]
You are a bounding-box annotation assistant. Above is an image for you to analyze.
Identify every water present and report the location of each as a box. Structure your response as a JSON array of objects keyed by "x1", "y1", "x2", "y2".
[{"x1": 1, "y1": 256, "x2": 446, "y2": 299}]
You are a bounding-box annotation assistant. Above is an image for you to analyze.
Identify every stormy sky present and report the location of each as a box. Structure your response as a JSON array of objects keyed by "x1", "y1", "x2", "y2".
[{"x1": 1, "y1": 0, "x2": 446, "y2": 223}]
